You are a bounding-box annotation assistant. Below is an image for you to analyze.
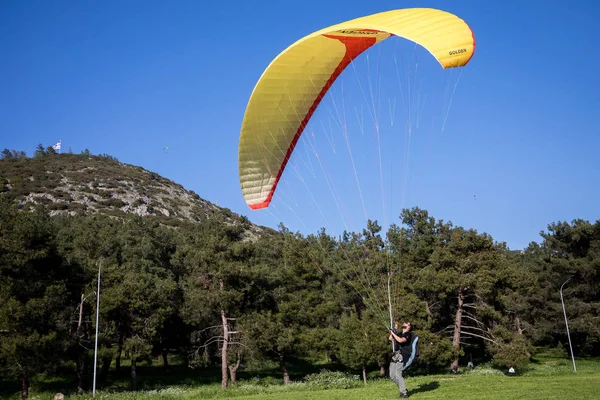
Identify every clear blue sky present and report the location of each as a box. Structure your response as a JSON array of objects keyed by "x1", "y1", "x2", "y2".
[{"x1": 2, "y1": 0, "x2": 599, "y2": 250}]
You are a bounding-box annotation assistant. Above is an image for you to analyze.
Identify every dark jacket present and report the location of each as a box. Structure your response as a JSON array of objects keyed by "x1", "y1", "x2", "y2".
[{"x1": 393, "y1": 331, "x2": 413, "y2": 362}]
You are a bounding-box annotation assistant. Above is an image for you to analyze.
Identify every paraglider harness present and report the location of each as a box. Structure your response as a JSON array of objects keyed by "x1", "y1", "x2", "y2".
[{"x1": 391, "y1": 329, "x2": 419, "y2": 371}]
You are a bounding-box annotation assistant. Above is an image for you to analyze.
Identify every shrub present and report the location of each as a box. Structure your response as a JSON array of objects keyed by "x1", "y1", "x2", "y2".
[
  {"x1": 303, "y1": 370, "x2": 361, "y2": 389},
  {"x1": 34, "y1": 196, "x2": 53, "y2": 205},
  {"x1": 48, "y1": 203, "x2": 68, "y2": 211},
  {"x1": 248, "y1": 376, "x2": 283, "y2": 387},
  {"x1": 491, "y1": 336, "x2": 531, "y2": 371},
  {"x1": 132, "y1": 198, "x2": 146, "y2": 207},
  {"x1": 67, "y1": 203, "x2": 87, "y2": 212},
  {"x1": 100, "y1": 198, "x2": 125, "y2": 208}
]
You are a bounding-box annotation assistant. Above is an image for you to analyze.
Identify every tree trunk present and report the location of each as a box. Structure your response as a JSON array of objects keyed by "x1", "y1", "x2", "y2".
[
  {"x1": 221, "y1": 309, "x2": 229, "y2": 388},
  {"x1": 116, "y1": 334, "x2": 123, "y2": 373},
  {"x1": 325, "y1": 351, "x2": 329, "y2": 363},
  {"x1": 425, "y1": 301, "x2": 433, "y2": 320},
  {"x1": 381, "y1": 352, "x2": 391, "y2": 377},
  {"x1": 228, "y1": 351, "x2": 241, "y2": 383},
  {"x1": 279, "y1": 353, "x2": 290, "y2": 385},
  {"x1": 362, "y1": 363, "x2": 367, "y2": 385},
  {"x1": 450, "y1": 287, "x2": 464, "y2": 373},
  {"x1": 21, "y1": 371, "x2": 29, "y2": 400},
  {"x1": 77, "y1": 351, "x2": 85, "y2": 392},
  {"x1": 130, "y1": 356, "x2": 137, "y2": 391},
  {"x1": 78, "y1": 294, "x2": 85, "y2": 330},
  {"x1": 162, "y1": 349, "x2": 169, "y2": 368},
  {"x1": 515, "y1": 315, "x2": 524, "y2": 335},
  {"x1": 99, "y1": 355, "x2": 112, "y2": 383}
]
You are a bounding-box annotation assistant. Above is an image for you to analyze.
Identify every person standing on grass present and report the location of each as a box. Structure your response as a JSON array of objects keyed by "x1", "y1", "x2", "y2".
[{"x1": 388, "y1": 320, "x2": 413, "y2": 398}]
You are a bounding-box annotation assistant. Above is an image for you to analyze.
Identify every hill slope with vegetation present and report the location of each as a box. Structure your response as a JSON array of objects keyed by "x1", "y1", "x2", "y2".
[{"x1": 0, "y1": 146, "x2": 265, "y2": 237}]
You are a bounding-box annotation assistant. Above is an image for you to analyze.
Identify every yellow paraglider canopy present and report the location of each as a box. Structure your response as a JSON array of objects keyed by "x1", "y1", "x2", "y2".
[{"x1": 238, "y1": 8, "x2": 476, "y2": 210}]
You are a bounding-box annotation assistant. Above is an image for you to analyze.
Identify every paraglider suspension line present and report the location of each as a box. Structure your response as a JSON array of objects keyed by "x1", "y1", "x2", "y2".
[{"x1": 387, "y1": 271, "x2": 394, "y2": 352}]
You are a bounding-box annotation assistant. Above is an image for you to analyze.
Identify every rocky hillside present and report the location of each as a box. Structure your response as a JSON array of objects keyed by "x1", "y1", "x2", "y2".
[{"x1": 0, "y1": 151, "x2": 267, "y2": 237}]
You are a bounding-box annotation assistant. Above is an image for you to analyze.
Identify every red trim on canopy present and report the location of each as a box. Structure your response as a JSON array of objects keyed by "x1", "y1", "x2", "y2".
[{"x1": 464, "y1": 26, "x2": 476, "y2": 65}]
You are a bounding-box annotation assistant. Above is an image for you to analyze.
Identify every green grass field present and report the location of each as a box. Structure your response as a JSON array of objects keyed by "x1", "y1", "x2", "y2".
[{"x1": 3, "y1": 357, "x2": 599, "y2": 400}]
